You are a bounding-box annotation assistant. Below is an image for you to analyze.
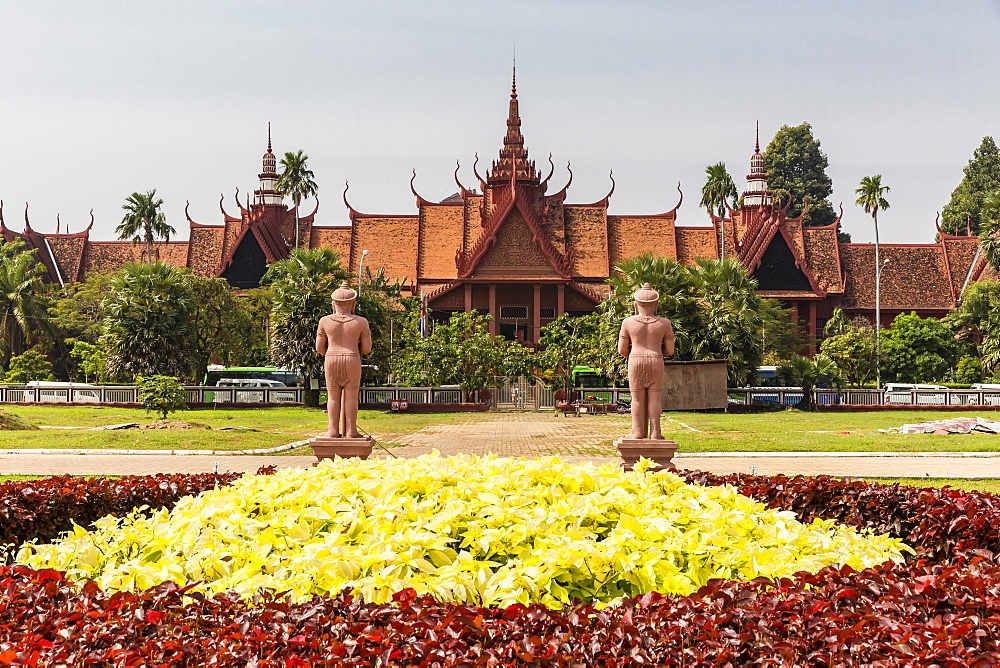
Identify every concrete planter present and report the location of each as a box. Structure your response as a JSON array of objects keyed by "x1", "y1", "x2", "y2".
[
  {"x1": 309, "y1": 436, "x2": 373, "y2": 463},
  {"x1": 614, "y1": 438, "x2": 678, "y2": 471}
]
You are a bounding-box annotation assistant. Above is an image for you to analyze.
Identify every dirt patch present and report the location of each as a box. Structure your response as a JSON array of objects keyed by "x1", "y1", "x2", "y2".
[
  {"x1": 141, "y1": 420, "x2": 212, "y2": 430},
  {"x1": 0, "y1": 409, "x2": 38, "y2": 431}
]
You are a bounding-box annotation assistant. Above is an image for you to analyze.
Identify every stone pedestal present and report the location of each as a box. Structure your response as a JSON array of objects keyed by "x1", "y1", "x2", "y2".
[
  {"x1": 614, "y1": 438, "x2": 678, "y2": 471},
  {"x1": 310, "y1": 436, "x2": 373, "y2": 464}
]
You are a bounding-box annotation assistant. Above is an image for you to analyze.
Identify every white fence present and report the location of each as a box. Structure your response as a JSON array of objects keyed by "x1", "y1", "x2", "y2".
[
  {"x1": 728, "y1": 388, "x2": 1000, "y2": 407},
  {"x1": 0, "y1": 385, "x2": 305, "y2": 405}
]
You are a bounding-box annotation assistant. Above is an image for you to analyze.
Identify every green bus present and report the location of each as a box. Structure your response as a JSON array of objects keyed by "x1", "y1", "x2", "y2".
[
  {"x1": 204, "y1": 366, "x2": 302, "y2": 387},
  {"x1": 571, "y1": 366, "x2": 615, "y2": 388}
]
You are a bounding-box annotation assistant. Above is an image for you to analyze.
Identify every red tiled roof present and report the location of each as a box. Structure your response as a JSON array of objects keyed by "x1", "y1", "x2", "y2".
[{"x1": 840, "y1": 244, "x2": 956, "y2": 311}]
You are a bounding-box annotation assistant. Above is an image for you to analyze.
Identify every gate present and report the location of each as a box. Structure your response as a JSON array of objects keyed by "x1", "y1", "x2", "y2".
[{"x1": 490, "y1": 377, "x2": 554, "y2": 410}]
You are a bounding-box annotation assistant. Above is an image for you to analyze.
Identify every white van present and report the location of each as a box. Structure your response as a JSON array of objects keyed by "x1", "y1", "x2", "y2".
[
  {"x1": 22, "y1": 381, "x2": 101, "y2": 403},
  {"x1": 213, "y1": 378, "x2": 296, "y2": 403},
  {"x1": 883, "y1": 383, "x2": 948, "y2": 405}
]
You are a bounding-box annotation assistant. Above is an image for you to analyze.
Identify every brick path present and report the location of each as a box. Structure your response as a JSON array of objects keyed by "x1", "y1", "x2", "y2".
[{"x1": 4, "y1": 413, "x2": 1000, "y2": 478}]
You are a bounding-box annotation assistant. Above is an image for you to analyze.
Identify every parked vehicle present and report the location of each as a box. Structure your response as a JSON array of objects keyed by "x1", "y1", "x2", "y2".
[
  {"x1": 883, "y1": 383, "x2": 948, "y2": 405},
  {"x1": 211, "y1": 378, "x2": 297, "y2": 403},
  {"x1": 23, "y1": 381, "x2": 101, "y2": 403}
]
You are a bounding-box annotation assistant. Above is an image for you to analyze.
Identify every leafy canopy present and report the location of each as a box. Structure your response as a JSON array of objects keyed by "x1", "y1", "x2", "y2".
[
  {"x1": 137, "y1": 375, "x2": 187, "y2": 420},
  {"x1": 101, "y1": 262, "x2": 196, "y2": 381},
  {"x1": 4, "y1": 346, "x2": 55, "y2": 384},
  {"x1": 598, "y1": 254, "x2": 766, "y2": 386},
  {"x1": 116, "y1": 190, "x2": 175, "y2": 263},
  {"x1": 0, "y1": 239, "x2": 53, "y2": 369},
  {"x1": 763, "y1": 122, "x2": 840, "y2": 233},
  {"x1": 941, "y1": 136, "x2": 1000, "y2": 236},
  {"x1": 390, "y1": 311, "x2": 533, "y2": 393},
  {"x1": 263, "y1": 248, "x2": 347, "y2": 403},
  {"x1": 880, "y1": 312, "x2": 962, "y2": 384}
]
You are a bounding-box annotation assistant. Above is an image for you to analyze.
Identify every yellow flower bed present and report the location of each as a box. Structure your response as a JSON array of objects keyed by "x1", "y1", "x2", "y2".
[{"x1": 18, "y1": 454, "x2": 912, "y2": 607}]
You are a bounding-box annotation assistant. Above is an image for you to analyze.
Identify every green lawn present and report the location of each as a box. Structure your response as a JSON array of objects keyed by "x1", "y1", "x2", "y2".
[
  {"x1": 659, "y1": 410, "x2": 1000, "y2": 452},
  {"x1": 0, "y1": 406, "x2": 481, "y2": 451},
  {"x1": 858, "y1": 477, "x2": 1000, "y2": 494}
]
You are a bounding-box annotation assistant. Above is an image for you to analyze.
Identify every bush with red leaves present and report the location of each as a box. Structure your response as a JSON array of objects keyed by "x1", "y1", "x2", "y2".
[
  {"x1": 2, "y1": 469, "x2": 1000, "y2": 665},
  {"x1": 0, "y1": 471, "x2": 256, "y2": 556},
  {"x1": 677, "y1": 470, "x2": 1000, "y2": 562}
]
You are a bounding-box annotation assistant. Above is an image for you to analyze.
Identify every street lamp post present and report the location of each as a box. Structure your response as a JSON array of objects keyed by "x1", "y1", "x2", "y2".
[
  {"x1": 875, "y1": 257, "x2": 890, "y2": 389},
  {"x1": 358, "y1": 249, "x2": 369, "y2": 299}
]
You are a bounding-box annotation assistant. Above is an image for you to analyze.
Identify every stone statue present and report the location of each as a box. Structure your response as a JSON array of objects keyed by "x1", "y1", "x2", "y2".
[
  {"x1": 618, "y1": 283, "x2": 675, "y2": 439},
  {"x1": 315, "y1": 282, "x2": 372, "y2": 439}
]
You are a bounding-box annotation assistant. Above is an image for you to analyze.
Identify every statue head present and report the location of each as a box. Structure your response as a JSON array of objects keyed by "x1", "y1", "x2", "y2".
[
  {"x1": 633, "y1": 283, "x2": 659, "y2": 314},
  {"x1": 331, "y1": 282, "x2": 357, "y2": 314}
]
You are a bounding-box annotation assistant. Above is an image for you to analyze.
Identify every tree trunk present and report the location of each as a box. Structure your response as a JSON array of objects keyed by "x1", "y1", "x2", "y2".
[
  {"x1": 304, "y1": 388, "x2": 321, "y2": 408},
  {"x1": 294, "y1": 195, "x2": 301, "y2": 249}
]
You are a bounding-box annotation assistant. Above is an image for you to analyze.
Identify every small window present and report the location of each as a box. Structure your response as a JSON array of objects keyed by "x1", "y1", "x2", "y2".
[
  {"x1": 540, "y1": 308, "x2": 556, "y2": 319},
  {"x1": 499, "y1": 305, "x2": 528, "y2": 319}
]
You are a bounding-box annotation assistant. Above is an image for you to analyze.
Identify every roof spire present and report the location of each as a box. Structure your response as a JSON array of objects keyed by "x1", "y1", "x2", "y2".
[
  {"x1": 487, "y1": 65, "x2": 538, "y2": 187},
  {"x1": 755, "y1": 120, "x2": 760, "y2": 154},
  {"x1": 512, "y1": 47, "x2": 517, "y2": 98},
  {"x1": 261, "y1": 123, "x2": 277, "y2": 177}
]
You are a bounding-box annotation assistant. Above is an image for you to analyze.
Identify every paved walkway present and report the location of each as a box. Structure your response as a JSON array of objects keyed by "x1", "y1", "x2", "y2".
[{"x1": 3, "y1": 413, "x2": 1000, "y2": 479}]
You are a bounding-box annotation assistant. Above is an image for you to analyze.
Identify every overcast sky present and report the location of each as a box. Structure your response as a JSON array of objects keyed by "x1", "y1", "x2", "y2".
[{"x1": 2, "y1": 1, "x2": 998, "y2": 247}]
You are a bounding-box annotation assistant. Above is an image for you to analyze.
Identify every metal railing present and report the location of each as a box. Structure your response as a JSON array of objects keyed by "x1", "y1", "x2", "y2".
[
  {"x1": 728, "y1": 388, "x2": 1000, "y2": 407},
  {"x1": 0, "y1": 385, "x2": 305, "y2": 405},
  {"x1": 360, "y1": 387, "x2": 466, "y2": 405}
]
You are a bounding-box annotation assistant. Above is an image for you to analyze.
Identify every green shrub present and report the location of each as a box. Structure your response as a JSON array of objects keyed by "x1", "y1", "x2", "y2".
[
  {"x1": 137, "y1": 375, "x2": 188, "y2": 420},
  {"x1": 3, "y1": 347, "x2": 54, "y2": 384}
]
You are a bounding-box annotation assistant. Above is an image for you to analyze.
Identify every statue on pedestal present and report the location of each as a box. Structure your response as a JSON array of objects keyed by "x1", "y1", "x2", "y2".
[
  {"x1": 312, "y1": 282, "x2": 373, "y2": 459},
  {"x1": 615, "y1": 283, "x2": 678, "y2": 469}
]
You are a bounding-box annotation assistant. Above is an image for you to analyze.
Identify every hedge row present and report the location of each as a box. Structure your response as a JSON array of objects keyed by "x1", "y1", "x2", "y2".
[
  {"x1": 1, "y1": 560, "x2": 998, "y2": 666},
  {"x1": 2, "y1": 469, "x2": 1000, "y2": 665},
  {"x1": 677, "y1": 470, "x2": 1000, "y2": 562},
  {"x1": 0, "y1": 471, "x2": 248, "y2": 553}
]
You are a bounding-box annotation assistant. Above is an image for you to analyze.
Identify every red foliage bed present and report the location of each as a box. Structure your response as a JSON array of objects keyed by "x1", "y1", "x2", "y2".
[{"x1": 1, "y1": 469, "x2": 999, "y2": 666}]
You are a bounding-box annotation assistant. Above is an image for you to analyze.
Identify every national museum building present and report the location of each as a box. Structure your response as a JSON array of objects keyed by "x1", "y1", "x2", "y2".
[{"x1": 1, "y1": 76, "x2": 990, "y2": 352}]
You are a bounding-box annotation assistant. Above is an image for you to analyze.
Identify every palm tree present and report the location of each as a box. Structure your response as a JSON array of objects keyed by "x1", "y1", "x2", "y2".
[
  {"x1": 262, "y1": 248, "x2": 347, "y2": 407},
  {"x1": 977, "y1": 188, "x2": 1000, "y2": 272},
  {"x1": 778, "y1": 354, "x2": 842, "y2": 411},
  {"x1": 855, "y1": 175, "x2": 891, "y2": 386},
  {"x1": 699, "y1": 162, "x2": 738, "y2": 257},
  {"x1": 0, "y1": 241, "x2": 53, "y2": 369},
  {"x1": 275, "y1": 150, "x2": 319, "y2": 249},
  {"x1": 101, "y1": 262, "x2": 195, "y2": 381},
  {"x1": 116, "y1": 190, "x2": 175, "y2": 263}
]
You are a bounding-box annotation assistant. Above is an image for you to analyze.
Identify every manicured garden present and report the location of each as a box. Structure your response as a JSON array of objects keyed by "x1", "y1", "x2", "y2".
[
  {"x1": 3, "y1": 458, "x2": 1000, "y2": 664},
  {"x1": 7, "y1": 406, "x2": 1000, "y2": 454}
]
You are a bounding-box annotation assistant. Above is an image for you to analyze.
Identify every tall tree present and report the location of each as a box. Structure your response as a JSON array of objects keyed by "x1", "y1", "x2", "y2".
[
  {"x1": 777, "y1": 355, "x2": 842, "y2": 411},
  {"x1": 101, "y1": 262, "x2": 196, "y2": 381},
  {"x1": 941, "y1": 136, "x2": 1000, "y2": 236},
  {"x1": 597, "y1": 253, "x2": 766, "y2": 386},
  {"x1": 975, "y1": 189, "x2": 1000, "y2": 272},
  {"x1": 699, "y1": 162, "x2": 738, "y2": 256},
  {"x1": 855, "y1": 174, "x2": 890, "y2": 385},
  {"x1": 275, "y1": 150, "x2": 318, "y2": 249},
  {"x1": 0, "y1": 240, "x2": 53, "y2": 369},
  {"x1": 389, "y1": 311, "x2": 533, "y2": 394},
  {"x1": 263, "y1": 248, "x2": 347, "y2": 407},
  {"x1": 763, "y1": 123, "x2": 844, "y2": 238},
  {"x1": 946, "y1": 280, "x2": 1000, "y2": 379},
  {"x1": 355, "y1": 266, "x2": 409, "y2": 385},
  {"x1": 537, "y1": 313, "x2": 602, "y2": 390},
  {"x1": 881, "y1": 312, "x2": 962, "y2": 384},
  {"x1": 115, "y1": 190, "x2": 176, "y2": 263},
  {"x1": 181, "y1": 272, "x2": 256, "y2": 384},
  {"x1": 49, "y1": 270, "x2": 116, "y2": 343}
]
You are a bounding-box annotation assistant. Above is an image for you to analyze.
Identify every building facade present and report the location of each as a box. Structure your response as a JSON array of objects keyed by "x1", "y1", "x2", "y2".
[{"x1": 2, "y1": 73, "x2": 990, "y2": 351}]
